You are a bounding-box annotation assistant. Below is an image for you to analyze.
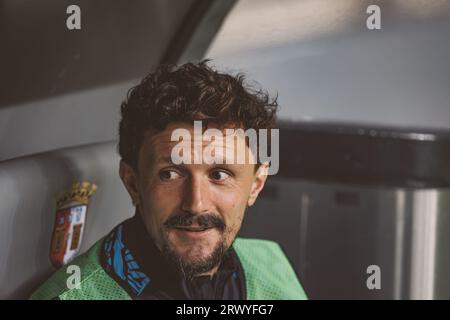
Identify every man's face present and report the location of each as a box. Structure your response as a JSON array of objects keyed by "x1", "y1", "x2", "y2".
[{"x1": 119, "y1": 122, "x2": 268, "y2": 278}]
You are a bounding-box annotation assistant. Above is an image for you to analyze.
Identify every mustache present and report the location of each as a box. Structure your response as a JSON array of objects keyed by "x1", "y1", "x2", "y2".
[{"x1": 164, "y1": 212, "x2": 226, "y2": 231}]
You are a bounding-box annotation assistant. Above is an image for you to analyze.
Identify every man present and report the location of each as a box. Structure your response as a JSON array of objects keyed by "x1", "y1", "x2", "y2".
[{"x1": 31, "y1": 61, "x2": 307, "y2": 300}]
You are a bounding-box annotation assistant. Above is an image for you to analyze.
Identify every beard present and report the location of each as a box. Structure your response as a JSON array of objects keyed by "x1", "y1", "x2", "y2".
[
  {"x1": 160, "y1": 233, "x2": 230, "y2": 280},
  {"x1": 159, "y1": 212, "x2": 236, "y2": 280}
]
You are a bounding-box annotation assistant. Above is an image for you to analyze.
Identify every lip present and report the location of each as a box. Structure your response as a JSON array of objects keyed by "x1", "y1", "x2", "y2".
[{"x1": 172, "y1": 227, "x2": 215, "y2": 239}]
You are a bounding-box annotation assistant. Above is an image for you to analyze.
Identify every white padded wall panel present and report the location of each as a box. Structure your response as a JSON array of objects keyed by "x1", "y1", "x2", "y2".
[{"x1": 0, "y1": 142, "x2": 133, "y2": 299}]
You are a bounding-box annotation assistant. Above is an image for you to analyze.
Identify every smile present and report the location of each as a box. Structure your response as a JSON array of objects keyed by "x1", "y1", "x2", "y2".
[
  {"x1": 174, "y1": 226, "x2": 213, "y2": 232},
  {"x1": 172, "y1": 226, "x2": 216, "y2": 239}
]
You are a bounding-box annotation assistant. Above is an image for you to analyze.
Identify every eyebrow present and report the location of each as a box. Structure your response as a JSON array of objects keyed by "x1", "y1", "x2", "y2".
[
  {"x1": 146, "y1": 155, "x2": 174, "y2": 168},
  {"x1": 153, "y1": 155, "x2": 247, "y2": 169},
  {"x1": 159, "y1": 156, "x2": 174, "y2": 164}
]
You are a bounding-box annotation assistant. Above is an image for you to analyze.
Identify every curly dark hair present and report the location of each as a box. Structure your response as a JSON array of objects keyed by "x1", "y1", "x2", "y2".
[{"x1": 118, "y1": 60, "x2": 278, "y2": 170}]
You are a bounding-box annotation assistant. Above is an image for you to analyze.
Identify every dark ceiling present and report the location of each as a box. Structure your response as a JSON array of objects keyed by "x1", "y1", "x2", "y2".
[{"x1": 0, "y1": 0, "x2": 198, "y2": 108}]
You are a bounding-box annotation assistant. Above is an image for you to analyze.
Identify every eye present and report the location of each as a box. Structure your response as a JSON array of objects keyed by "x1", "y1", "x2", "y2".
[
  {"x1": 209, "y1": 170, "x2": 231, "y2": 181},
  {"x1": 159, "y1": 170, "x2": 181, "y2": 181}
]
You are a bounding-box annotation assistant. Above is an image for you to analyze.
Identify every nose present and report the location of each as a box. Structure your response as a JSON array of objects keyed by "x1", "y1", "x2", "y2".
[{"x1": 181, "y1": 174, "x2": 213, "y2": 215}]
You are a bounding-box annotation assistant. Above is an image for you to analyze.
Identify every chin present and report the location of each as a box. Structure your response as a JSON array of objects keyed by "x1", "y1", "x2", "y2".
[
  {"x1": 173, "y1": 238, "x2": 218, "y2": 261},
  {"x1": 161, "y1": 230, "x2": 232, "y2": 278}
]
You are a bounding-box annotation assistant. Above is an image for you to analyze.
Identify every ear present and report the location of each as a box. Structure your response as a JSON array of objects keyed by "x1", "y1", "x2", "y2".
[
  {"x1": 247, "y1": 162, "x2": 269, "y2": 207},
  {"x1": 119, "y1": 160, "x2": 140, "y2": 207}
]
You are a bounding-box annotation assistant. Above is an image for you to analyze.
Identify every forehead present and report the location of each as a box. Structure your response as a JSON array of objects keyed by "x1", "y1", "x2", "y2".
[{"x1": 138, "y1": 121, "x2": 254, "y2": 166}]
